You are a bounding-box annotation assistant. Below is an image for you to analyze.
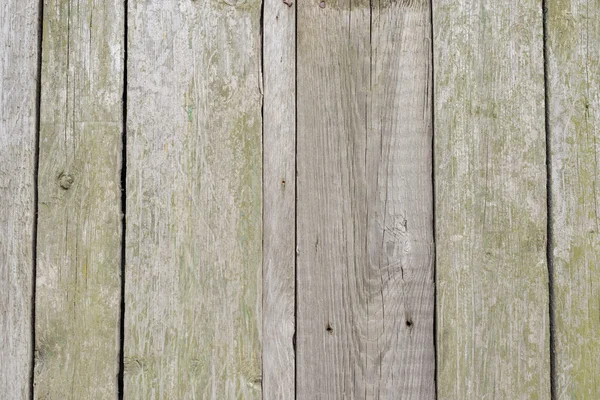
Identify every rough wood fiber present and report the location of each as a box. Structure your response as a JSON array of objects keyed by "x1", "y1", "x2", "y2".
[
  {"x1": 297, "y1": 0, "x2": 435, "y2": 398},
  {"x1": 0, "y1": 0, "x2": 39, "y2": 398},
  {"x1": 263, "y1": 0, "x2": 295, "y2": 398},
  {"x1": 547, "y1": 0, "x2": 600, "y2": 397},
  {"x1": 124, "y1": 1, "x2": 262, "y2": 398},
  {"x1": 34, "y1": 0, "x2": 123, "y2": 398},
  {"x1": 434, "y1": 1, "x2": 550, "y2": 399}
]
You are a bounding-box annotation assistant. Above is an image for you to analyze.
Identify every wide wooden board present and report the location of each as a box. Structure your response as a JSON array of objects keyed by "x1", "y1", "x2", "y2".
[
  {"x1": 124, "y1": 0, "x2": 263, "y2": 397},
  {"x1": 434, "y1": 1, "x2": 550, "y2": 398},
  {"x1": 0, "y1": 0, "x2": 40, "y2": 397},
  {"x1": 547, "y1": 0, "x2": 600, "y2": 397},
  {"x1": 297, "y1": 0, "x2": 435, "y2": 398},
  {"x1": 34, "y1": 0, "x2": 124, "y2": 398}
]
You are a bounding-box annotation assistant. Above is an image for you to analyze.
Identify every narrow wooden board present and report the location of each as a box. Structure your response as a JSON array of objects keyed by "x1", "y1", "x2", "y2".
[
  {"x1": 433, "y1": 1, "x2": 550, "y2": 399},
  {"x1": 297, "y1": 0, "x2": 435, "y2": 398},
  {"x1": 547, "y1": 0, "x2": 600, "y2": 397},
  {"x1": 34, "y1": 0, "x2": 124, "y2": 398},
  {"x1": 124, "y1": 1, "x2": 263, "y2": 398},
  {"x1": 263, "y1": 0, "x2": 296, "y2": 398},
  {"x1": 0, "y1": 0, "x2": 40, "y2": 397}
]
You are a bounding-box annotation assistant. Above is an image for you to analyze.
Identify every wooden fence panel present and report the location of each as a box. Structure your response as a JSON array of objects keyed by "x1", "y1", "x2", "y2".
[
  {"x1": 547, "y1": 0, "x2": 600, "y2": 397},
  {"x1": 34, "y1": 0, "x2": 123, "y2": 398},
  {"x1": 124, "y1": 1, "x2": 263, "y2": 398},
  {"x1": 7, "y1": 1, "x2": 600, "y2": 397},
  {"x1": 262, "y1": 0, "x2": 296, "y2": 398},
  {"x1": 0, "y1": 1, "x2": 39, "y2": 398},
  {"x1": 434, "y1": 1, "x2": 550, "y2": 399},
  {"x1": 297, "y1": 0, "x2": 435, "y2": 398}
]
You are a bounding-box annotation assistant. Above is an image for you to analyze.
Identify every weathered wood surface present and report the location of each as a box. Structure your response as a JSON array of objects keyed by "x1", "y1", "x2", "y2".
[
  {"x1": 0, "y1": 0, "x2": 39, "y2": 398},
  {"x1": 434, "y1": 1, "x2": 550, "y2": 399},
  {"x1": 547, "y1": 0, "x2": 600, "y2": 397},
  {"x1": 297, "y1": 0, "x2": 435, "y2": 398},
  {"x1": 124, "y1": 1, "x2": 263, "y2": 398},
  {"x1": 34, "y1": 0, "x2": 124, "y2": 398},
  {"x1": 262, "y1": 0, "x2": 296, "y2": 398}
]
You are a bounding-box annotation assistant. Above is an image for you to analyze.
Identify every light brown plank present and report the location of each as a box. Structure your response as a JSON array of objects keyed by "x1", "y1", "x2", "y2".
[
  {"x1": 0, "y1": 0, "x2": 39, "y2": 397},
  {"x1": 263, "y1": 0, "x2": 296, "y2": 397},
  {"x1": 547, "y1": 0, "x2": 600, "y2": 397},
  {"x1": 297, "y1": 0, "x2": 435, "y2": 398},
  {"x1": 124, "y1": 1, "x2": 263, "y2": 398},
  {"x1": 434, "y1": 1, "x2": 550, "y2": 398},
  {"x1": 34, "y1": 0, "x2": 124, "y2": 398}
]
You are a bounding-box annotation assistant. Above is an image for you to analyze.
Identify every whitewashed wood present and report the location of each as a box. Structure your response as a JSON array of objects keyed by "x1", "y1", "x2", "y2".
[
  {"x1": 263, "y1": 0, "x2": 296, "y2": 398},
  {"x1": 0, "y1": 0, "x2": 39, "y2": 398},
  {"x1": 34, "y1": 0, "x2": 123, "y2": 398},
  {"x1": 297, "y1": 0, "x2": 435, "y2": 398},
  {"x1": 434, "y1": 1, "x2": 550, "y2": 399},
  {"x1": 547, "y1": 0, "x2": 600, "y2": 397},
  {"x1": 124, "y1": 1, "x2": 263, "y2": 398}
]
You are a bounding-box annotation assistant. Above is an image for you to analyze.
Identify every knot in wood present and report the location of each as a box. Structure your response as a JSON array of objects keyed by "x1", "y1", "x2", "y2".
[{"x1": 58, "y1": 173, "x2": 74, "y2": 190}]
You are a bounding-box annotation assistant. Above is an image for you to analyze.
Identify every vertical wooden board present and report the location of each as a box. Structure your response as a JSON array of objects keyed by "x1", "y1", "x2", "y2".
[
  {"x1": 263, "y1": 0, "x2": 295, "y2": 398},
  {"x1": 124, "y1": 1, "x2": 262, "y2": 398},
  {"x1": 0, "y1": 0, "x2": 39, "y2": 397},
  {"x1": 297, "y1": 0, "x2": 435, "y2": 398},
  {"x1": 434, "y1": 1, "x2": 549, "y2": 399},
  {"x1": 547, "y1": 0, "x2": 600, "y2": 397},
  {"x1": 34, "y1": 0, "x2": 123, "y2": 398}
]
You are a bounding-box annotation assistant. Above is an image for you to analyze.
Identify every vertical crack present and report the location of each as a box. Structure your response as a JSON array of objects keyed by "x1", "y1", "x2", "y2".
[
  {"x1": 31, "y1": 0, "x2": 45, "y2": 397},
  {"x1": 541, "y1": 1, "x2": 556, "y2": 399},
  {"x1": 294, "y1": 0, "x2": 299, "y2": 398},
  {"x1": 429, "y1": 0, "x2": 437, "y2": 398},
  {"x1": 118, "y1": 0, "x2": 128, "y2": 398},
  {"x1": 259, "y1": 0, "x2": 265, "y2": 397}
]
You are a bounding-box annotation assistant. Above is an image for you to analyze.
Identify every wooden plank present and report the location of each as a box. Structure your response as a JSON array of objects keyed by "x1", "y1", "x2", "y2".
[
  {"x1": 0, "y1": 0, "x2": 39, "y2": 397},
  {"x1": 296, "y1": 0, "x2": 435, "y2": 398},
  {"x1": 123, "y1": 1, "x2": 262, "y2": 398},
  {"x1": 34, "y1": 0, "x2": 123, "y2": 398},
  {"x1": 433, "y1": 1, "x2": 549, "y2": 399},
  {"x1": 262, "y1": 0, "x2": 296, "y2": 398},
  {"x1": 547, "y1": 0, "x2": 600, "y2": 397}
]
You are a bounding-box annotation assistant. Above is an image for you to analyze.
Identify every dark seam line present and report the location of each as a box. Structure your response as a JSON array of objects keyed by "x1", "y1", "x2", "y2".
[
  {"x1": 259, "y1": 0, "x2": 265, "y2": 397},
  {"x1": 429, "y1": 1, "x2": 437, "y2": 398},
  {"x1": 541, "y1": 1, "x2": 556, "y2": 398},
  {"x1": 31, "y1": 0, "x2": 45, "y2": 397},
  {"x1": 294, "y1": 1, "x2": 298, "y2": 398},
  {"x1": 118, "y1": 0, "x2": 128, "y2": 398}
]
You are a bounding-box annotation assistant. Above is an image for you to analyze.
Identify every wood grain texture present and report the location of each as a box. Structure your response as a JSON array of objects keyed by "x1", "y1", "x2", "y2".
[
  {"x1": 434, "y1": 1, "x2": 550, "y2": 399},
  {"x1": 547, "y1": 0, "x2": 600, "y2": 397},
  {"x1": 34, "y1": 0, "x2": 123, "y2": 398},
  {"x1": 297, "y1": 0, "x2": 435, "y2": 398},
  {"x1": 0, "y1": 0, "x2": 39, "y2": 397},
  {"x1": 262, "y1": 0, "x2": 296, "y2": 398},
  {"x1": 124, "y1": 1, "x2": 262, "y2": 398}
]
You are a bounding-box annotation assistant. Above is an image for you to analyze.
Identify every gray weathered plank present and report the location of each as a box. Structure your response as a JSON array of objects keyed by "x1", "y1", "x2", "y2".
[
  {"x1": 34, "y1": 0, "x2": 124, "y2": 398},
  {"x1": 297, "y1": 0, "x2": 435, "y2": 398},
  {"x1": 0, "y1": 0, "x2": 39, "y2": 398},
  {"x1": 547, "y1": 0, "x2": 600, "y2": 397},
  {"x1": 263, "y1": 0, "x2": 296, "y2": 398},
  {"x1": 124, "y1": 1, "x2": 263, "y2": 398},
  {"x1": 434, "y1": 1, "x2": 550, "y2": 399}
]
